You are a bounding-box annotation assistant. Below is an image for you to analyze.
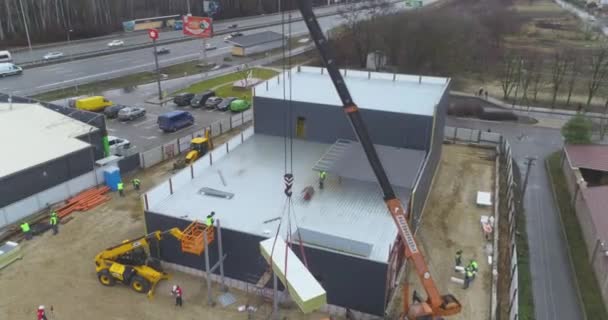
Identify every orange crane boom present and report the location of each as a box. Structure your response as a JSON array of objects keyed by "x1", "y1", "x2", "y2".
[{"x1": 292, "y1": 1, "x2": 462, "y2": 318}]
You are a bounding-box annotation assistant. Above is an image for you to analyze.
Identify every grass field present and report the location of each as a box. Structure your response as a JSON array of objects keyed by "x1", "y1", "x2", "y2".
[
  {"x1": 546, "y1": 152, "x2": 608, "y2": 319},
  {"x1": 175, "y1": 68, "x2": 278, "y2": 102}
]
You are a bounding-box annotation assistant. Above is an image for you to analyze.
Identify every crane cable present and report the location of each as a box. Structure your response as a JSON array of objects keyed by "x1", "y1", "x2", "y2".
[{"x1": 268, "y1": 0, "x2": 310, "y2": 283}]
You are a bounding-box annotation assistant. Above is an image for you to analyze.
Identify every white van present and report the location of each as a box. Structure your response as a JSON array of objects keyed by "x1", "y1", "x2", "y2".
[
  {"x1": 0, "y1": 63, "x2": 23, "y2": 77},
  {"x1": 0, "y1": 51, "x2": 12, "y2": 63}
]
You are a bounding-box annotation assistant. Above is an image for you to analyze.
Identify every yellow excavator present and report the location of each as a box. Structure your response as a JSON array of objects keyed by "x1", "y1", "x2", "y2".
[
  {"x1": 94, "y1": 222, "x2": 213, "y2": 297},
  {"x1": 173, "y1": 128, "x2": 213, "y2": 170}
]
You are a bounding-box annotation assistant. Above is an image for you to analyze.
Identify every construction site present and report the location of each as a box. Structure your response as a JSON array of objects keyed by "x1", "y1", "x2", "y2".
[{"x1": 0, "y1": 3, "x2": 503, "y2": 320}]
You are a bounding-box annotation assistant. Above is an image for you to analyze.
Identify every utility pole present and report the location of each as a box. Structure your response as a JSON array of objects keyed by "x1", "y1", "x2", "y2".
[
  {"x1": 186, "y1": 0, "x2": 191, "y2": 14},
  {"x1": 148, "y1": 29, "x2": 162, "y2": 100},
  {"x1": 18, "y1": 0, "x2": 33, "y2": 56},
  {"x1": 522, "y1": 156, "x2": 537, "y2": 197}
]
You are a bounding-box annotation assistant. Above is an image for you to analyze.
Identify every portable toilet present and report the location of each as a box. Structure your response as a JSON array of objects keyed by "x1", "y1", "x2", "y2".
[{"x1": 103, "y1": 166, "x2": 122, "y2": 191}]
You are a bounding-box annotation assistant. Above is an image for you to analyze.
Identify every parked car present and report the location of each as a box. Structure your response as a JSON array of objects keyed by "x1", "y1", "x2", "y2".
[
  {"x1": 0, "y1": 63, "x2": 23, "y2": 77},
  {"x1": 108, "y1": 136, "x2": 131, "y2": 155},
  {"x1": 173, "y1": 93, "x2": 195, "y2": 106},
  {"x1": 75, "y1": 96, "x2": 113, "y2": 112},
  {"x1": 107, "y1": 40, "x2": 125, "y2": 47},
  {"x1": 205, "y1": 43, "x2": 217, "y2": 51},
  {"x1": 155, "y1": 47, "x2": 171, "y2": 55},
  {"x1": 104, "y1": 104, "x2": 128, "y2": 119},
  {"x1": 216, "y1": 97, "x2": 236, "y2": 111},
  {"x1": 43, "y1": 52, "x2": 64, "y2": 60},
  {"x1": 205, "y1": 97, "x2": 223, "y2": 109},
  {"x1": 228, "y1": 24, "x2": 238, "y2": 29},
  {"x1": 118, "y1": 106, "x2": 146, "y2": 121},
  {"x1": 230, "y1": 99, "x2": 251, "y2": 113},
  {"x1": 190, "y1": 90, "x2": 216, "y2": 108},
  {"x1": 157, "y1": 110, "x2": 194, "y2": 132}
]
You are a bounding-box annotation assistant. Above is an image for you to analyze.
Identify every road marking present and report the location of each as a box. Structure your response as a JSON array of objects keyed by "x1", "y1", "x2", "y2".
[
  {"x1": 133, "y1": 118, "x2": 156, "y2": 127},
  {"x1": 106, "y1": 128, "x2": 116, "y2": 132},
  {"x1": 144, "y1": 136, "x2": 158, "y2": 140}
]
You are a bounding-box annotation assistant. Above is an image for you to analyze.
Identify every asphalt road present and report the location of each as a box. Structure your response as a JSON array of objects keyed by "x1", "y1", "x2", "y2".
[
  {"x1": 0, "y1": 0, "x2": 429, "y2": 96},
  {"x1": 9, "y1": 4, "x2": 348, "y2": 64},
  {"x1": 447, "y1": 117, "x2": 584, "y2": 320}
]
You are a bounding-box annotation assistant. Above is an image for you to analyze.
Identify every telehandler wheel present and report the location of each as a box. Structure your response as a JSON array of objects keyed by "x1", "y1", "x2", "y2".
[
  {"x1": 130, "y1": 275, "x2": 151, "y2": 293},
  {"x1": 97, "y1": 270, "x2": 116, "y2": 286}
]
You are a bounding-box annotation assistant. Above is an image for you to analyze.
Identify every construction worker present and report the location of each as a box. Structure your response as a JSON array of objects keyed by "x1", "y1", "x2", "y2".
[
  {"x1": 50, "y1": 211, "x2": 59, "y2": 235},
  {"x1": 206, "y1": 211, "x2": 215, "y2": 228},
  {"x1": 171, "y1": 284, "x2": 183, "y2": 307},
  {"x1": 37, "y1": 305, "x2": 48, "y2": 320},
  {"x1": 20, "y1": 222, "x2": 32, "y2": 240},
  {"x1": 463, "y1": 267, "x2": 474, "y2": 289},
  {"x1": 455, "y1": 250, "x2": 462, "y2": 267},
  {"x1": 117, "y1": 181, "x2": 124, "y2": 197},
  {"x1": 319, "y1": 171, "x2": 327, "y2": 190},
  {"x1": 131, "y1": 178, "x2": 141, "y2": 191},
  {"x1": 469, "y1": 259, "x2": 479, "y2": 279}
]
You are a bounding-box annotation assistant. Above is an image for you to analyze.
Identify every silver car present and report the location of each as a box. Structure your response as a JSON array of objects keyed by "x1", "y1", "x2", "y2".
[{"x1": 118, "y1": 106, "x2": 146, "y2": 121}]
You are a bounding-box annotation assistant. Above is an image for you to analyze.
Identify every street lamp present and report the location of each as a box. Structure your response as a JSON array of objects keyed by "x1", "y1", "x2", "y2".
[{"x1": 18, "y1": 0, "x2": 33, "y2": 56}]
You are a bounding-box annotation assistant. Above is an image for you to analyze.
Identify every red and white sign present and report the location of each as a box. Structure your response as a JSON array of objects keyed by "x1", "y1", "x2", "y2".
[
  {"x1": 148, "y1": 28, "x2": 159, "y2": 40},
  {"x1": 183, "y1": 16, "x2": 213, "y2": 38}
]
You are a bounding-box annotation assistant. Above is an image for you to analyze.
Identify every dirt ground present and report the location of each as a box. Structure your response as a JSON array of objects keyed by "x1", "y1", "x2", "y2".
[
  {"x1": 0, "y1": 128, "x2": 336, "y2": 320},
  {"x1": 408, "y1": 144, "x2": 496, "y2": 320}
]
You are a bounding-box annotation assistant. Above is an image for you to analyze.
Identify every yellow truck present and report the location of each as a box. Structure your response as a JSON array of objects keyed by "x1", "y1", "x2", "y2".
[{"x1": 75, "y1": 96, "x2": 113, "y2": 112}]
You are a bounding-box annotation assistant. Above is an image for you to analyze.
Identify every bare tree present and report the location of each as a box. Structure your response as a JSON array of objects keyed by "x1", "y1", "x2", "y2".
[
  {"x1": 520, "y1": 56, "x2": 539, "y2": 108},
  {"x1": 338, "y1": 0, "x2": 391, "y2": 68},
  {"x1": 586, "y1": 48, "x2": 608, "y2": 109},
  {"x1": 550, "y1": 52, "x2": 570, "y2": 109},
  {"x1": 531, "y1": 59, "x2": 544, "y2": 103},
  {"x1": 565, "y1": 58, "x2": 580, "y2": 107},
  {"x1": 500, "y1": 52, "x2": 520, "y2": 100}
]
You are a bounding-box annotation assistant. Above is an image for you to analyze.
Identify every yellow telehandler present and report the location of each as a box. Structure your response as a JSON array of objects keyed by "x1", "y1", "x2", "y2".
[
  {"x1": 173, "y1": 128, "x2": 213, "y2": 170},
  {"x1": 94, "y1": 222, "x2": 213, "y2": 297}
]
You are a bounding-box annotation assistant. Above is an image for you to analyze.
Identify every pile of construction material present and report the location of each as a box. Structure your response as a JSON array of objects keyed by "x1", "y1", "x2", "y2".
[{"x1": 57, "y1": 186, "x2": 111, "y2": 218}]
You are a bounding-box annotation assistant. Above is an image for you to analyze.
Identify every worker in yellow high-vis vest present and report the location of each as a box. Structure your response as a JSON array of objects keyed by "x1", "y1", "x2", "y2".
[
  {"x1": 117, "y1": 182, "x2": 124, "y2": 197},
  {"x1": 50, "y1": 211, "x2": 59, "y2": 235}
]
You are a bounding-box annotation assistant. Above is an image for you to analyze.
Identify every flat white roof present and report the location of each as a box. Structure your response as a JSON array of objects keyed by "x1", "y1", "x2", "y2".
[
  {"x1": 0, "y1": 103, "x2": 95, "y2": 178},
  {"x1": 254, "y1": 66, "x2": 450, "y2": 116},
  {"x1": 149, "y1": 134, "x2": 425, "y2": 263}
]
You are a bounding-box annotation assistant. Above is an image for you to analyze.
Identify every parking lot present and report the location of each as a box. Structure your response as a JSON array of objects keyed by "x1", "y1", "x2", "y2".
[{"x1": 54, "y1": 78, "x2": 236, "y2": 153}]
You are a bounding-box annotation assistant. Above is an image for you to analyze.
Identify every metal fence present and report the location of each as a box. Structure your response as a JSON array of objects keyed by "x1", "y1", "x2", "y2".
[
  {"x1": 444, "y1": 126, "x2": 519, "y2": 320},
  {"x1": 139, "y1": 109, "x2": 253, "y2": 169}
]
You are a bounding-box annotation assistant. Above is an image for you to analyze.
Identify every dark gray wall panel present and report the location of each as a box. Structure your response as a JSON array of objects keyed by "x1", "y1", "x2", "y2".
[
  {"x1": 410, "y1": 86, "x2": 449, "y2": 228},
  {"x1": 0, "y1": 147, "x2": 93, "y2": 207},
  {"x1": 145, "y1": 211, "x2": 387, "y2": 316},
  {"x1": 253, "y1": 97, "x2": 433, "y2": 151}
]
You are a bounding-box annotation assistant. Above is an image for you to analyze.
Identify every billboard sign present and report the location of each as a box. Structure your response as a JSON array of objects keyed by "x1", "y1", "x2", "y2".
[{"x1": 183, "y1": 16, "x2": 213, "y2": 38}]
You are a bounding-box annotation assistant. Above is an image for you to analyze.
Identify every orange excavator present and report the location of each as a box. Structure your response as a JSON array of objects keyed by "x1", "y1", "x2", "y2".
[{"x1": 293, "y1": 1, "x2": 462, "y2": 319}]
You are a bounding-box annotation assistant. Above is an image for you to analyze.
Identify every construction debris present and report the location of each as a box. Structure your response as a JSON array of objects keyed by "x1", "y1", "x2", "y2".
[
  {"x1": 57, "y1": 186, "x2": 111, "y2": 218},
  {"x1": 198, "y1": 187, "x2": 234, "y2": 199}
]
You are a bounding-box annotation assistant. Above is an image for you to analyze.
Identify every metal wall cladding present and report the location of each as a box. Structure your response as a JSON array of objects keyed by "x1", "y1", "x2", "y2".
[
  {"x1": 253, "y1": 97, "x2": 434, "y2": 151},
  {"x1": 145, "y1": 211, "x2": 388, "y2": 316},
  {"x1": 0, "y1": 147, "x2": 93, "y2": 208}
]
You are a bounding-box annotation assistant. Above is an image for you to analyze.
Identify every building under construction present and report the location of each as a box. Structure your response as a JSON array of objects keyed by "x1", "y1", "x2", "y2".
[{"x1": 144, "y1": 66, "x2": 449, "y2": 317}]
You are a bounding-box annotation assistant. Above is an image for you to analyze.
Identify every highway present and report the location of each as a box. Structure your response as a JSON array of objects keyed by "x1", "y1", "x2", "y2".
[
  {"x1": 9, "y1": 4, "x2": 348, "y2": 64},
  {"x1": 0, "y1": 0, "x2": 425, "y2": 96}
]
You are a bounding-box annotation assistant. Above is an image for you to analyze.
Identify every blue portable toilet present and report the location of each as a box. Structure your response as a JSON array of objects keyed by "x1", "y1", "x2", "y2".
[{"x1": 103, "y1": 166, "x2": 122, "y2": 191}]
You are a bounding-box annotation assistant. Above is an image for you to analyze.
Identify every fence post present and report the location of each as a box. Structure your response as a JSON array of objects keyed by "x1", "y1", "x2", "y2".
[
  {"x1": 161, "y1": 145, "x2": 165, "y2": 161},
  {"x1": 219, "y1": 122, "x2": 223, "y2": 135}
]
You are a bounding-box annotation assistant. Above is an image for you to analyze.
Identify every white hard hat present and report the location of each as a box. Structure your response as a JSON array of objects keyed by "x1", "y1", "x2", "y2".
[
  {"x1": 172, "y1": 285, "x2": 177, "y2": 291},
  {"x1": 38, "y1": 305, "x2": 45, "y2": 310}
]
